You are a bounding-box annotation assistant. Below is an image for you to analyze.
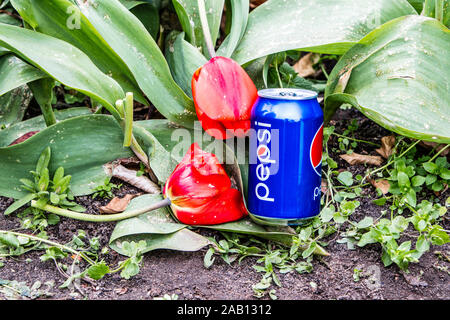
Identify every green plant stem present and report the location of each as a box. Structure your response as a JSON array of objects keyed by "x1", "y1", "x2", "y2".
[
  {"x1": 0, "y1": 230, "x2": 95, "y2": 264},
  {"x1": 428, "y1": 144, "x2": 449, "y2": 162},
  {"x1": 123, "y1": 93, "x2": 134, "y2": 147},
  {"x1": 31, "y1": 198, "x2": 171, "y2": 222},
  {"x1": 40, "y1": 102, "x2": 57, "y2": 127},
  {"x1": 435, "y1": 0, "x2": 444, "y2": 22},
  {"x1": 197, "y1": 0, "x2": 216, "y2": 59},
  {"x1": 361, "y1": 140, "x2": 421, "y2": 183},
  {"x1": 130, "y1": 135, "x2": 150, "y2": 168},
  {"x1": 115, "y1": 96, "x2": 149, "y2": 168},
  {"x1": 320, "y1": 63, "x2": 329, "y2": 80},
  {"x1": 331, "y1": 133, "x2": 381, "y2": 147},
  {"x1": 275, "y1": 62, "x2": 283, "y2": 88}
]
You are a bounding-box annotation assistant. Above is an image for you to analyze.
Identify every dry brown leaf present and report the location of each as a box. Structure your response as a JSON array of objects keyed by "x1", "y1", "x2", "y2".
[
  {"x1": 369, "y1": 178, "x2": 390, "y2": 195},
  {"x1": 376, "y1": 136, "x2": 396, "y2": 159},
  {"x1": 340, "y1": 153, "x2": 383, "y2": 166},
  {"x1": 99, "y1": 194, "x2": 140, "y2": 214},
  {"x1": 293, "y1": 53, "x2": 320, "y2": 78}
]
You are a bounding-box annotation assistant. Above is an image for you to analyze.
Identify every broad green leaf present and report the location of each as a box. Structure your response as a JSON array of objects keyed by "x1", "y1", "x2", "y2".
[
  {"x1": 10, "y1": 0, "x2": 147, "y2": 105},
  {"x1": 0, "y1": 12, "x2": 20, "y2": 26},
  {"x1": 35, "y1": 146, "x2": 51, "y2": 178},
  {"x1": 0, "y1": 114, "x2": 133, "y2": 199},
  {"x1": 0, "y1": 54, "x2": 46, "y2": 96},
  {"x1": 118, "y1": 0, "x2": 160, "y2": 39},
  {"x1": 325, "y1": 16, "x2": 450, "y2": 143},
  {"x1": 77, "y1": 0, "x2": 197, "y2": 128},
  {"x1": 337, "y1": 171, "x2": 354, "y2": 187},
  {"x1": 0, "y1": 85, "x2": 33, "y2": 128},
  {"x1": 415, "y1": 234, "x2": 430, "y2": 252},
  {"x1": 356, "y1": 216, "x2": 374, "y2": 229},
  {"x1": 397, "y1": 171, "x2": 410, "y2": 187},
  {"x1": 411, "y1": 175, "x2": 426, "y2": 186},
  {"x1": 109, "y1": 194, "x2": 187, "y2": 243},
  {"x1": 28, "y1": 78, "x2": 57, "y2": 127},
  {"x1": 165, "y1": 31, "x2": 207, "y2": 98},
  {"x1": 172, "y1": 0, "x2": 225, "y2": 58},
  {"x1": 109, "y1": 196, "x2": 210, "y2": 255},
  {"x1": 0, "y1": 23, "x2": 124, "y2": 120},
  {"x1": 4, "y1": 193, "x2": 36, "y2": 216},
  {"x1": 135, "y1": 119, "x2": 249, "y2": 201},
  {"x1": 0, "y1": 107, "x2": 92, "y2": 147},
  {"x1": 201, "y1": 219, "x2": 296, "y2": 246},
  {"x1": 407, "y1": 0, "x2": 425, "y2": 13},
  {"x1": 133, "y1": 125, "x2": 178, "y2": 184},
  {"x1": 0, "y1": 47, "x2": 9, "y2": 56},
  {"x1": 110, "y1": 228, "x2": 211, "y2": 255},
  {"x1": 422, "y1": 0, "x2": 449, "y2": 27},
  {"x1": 217, "y1": 0, "x2": 249, "y2": 58},
  {"x1": 232, "y1": 0, "x2": 417, "y2": 65},
  {"x1": 87, "y1": 261, "x2": 110, "y2": 280},
  {"x1": 0, "y1": 233, "x2": 20, "y2": 248}
]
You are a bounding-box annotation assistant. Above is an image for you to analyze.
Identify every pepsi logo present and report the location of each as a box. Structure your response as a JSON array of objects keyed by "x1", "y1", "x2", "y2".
[
  {"x1": 310, "y1": 123, "x2": 323, "y2": 176},
  {"x1": 257, "y1": 145, "x2": 269, "y2": 157}
]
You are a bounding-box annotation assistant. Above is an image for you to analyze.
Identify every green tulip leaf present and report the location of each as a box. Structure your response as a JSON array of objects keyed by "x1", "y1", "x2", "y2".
[
  {"x1": 0, "y1": 86, "x2": 33, "y2": 128},
  {"x1": 76, "y1": 0, "x2": 197, "y2": 128},
  {"x1": 109, "y1": 195, "x2": 211, "y2": 254},
  {"x1": 110, "y1": 228, "x2": 211, "y2": 256},
  {"x1": 0, "y1": 23, "x2": 124, "y2": 120},
  {"x1": 165, "y1": 31, "x2": 207, "y2": 98},
  {"x1": 133, "y1": 124, "x2": 179, "y2": 184},
  {"x1": 0, "y1": 54, "x2": 47, "y2": 97},
  {"x1": 0, "y1": 107, "x2": 92, "y2": 147},
  {"x1": 232, "y1": 0, "x2": 417, "y2": 65},
  {"x1": 118, "y1": 0, "x2": 160, "y2": 39},
  {"x1": 325, "y1": 16, "x2": 450, "y2": 143},
  {"x1": 217, "y1": 0, "x2": 249, "y2": 58},
  {"x1": 109, "y1": 194, "x2": 187, "y2": 243},
  {"x1": 172, "y1": 0, "x2": 224, "y2": 58},
  {"x1": 201, "y1": 218, "x2": 296, "y2": 246},
  {"x1": 0, "y1": 114, "x2": 133, "y2": 199},
  {"x1": 407, "y1": 0, "x2": 425, "y2": 13},
  {"x1": 10, "y1": 0, "x2": 147, "y2": 105}
]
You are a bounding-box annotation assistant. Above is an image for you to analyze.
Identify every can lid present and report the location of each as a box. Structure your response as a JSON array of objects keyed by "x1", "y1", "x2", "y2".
[{"x1": 258, "y1": 88, "x2": 318, "y2": 101}]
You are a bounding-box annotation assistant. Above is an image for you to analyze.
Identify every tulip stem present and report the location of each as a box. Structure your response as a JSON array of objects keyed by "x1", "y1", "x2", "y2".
[
  {"x1": 197, "y1": 0, "x2": 216, "y2": 59},
  {"x1": 31, "y1": 198, "x2": 171, "y2": 223}
]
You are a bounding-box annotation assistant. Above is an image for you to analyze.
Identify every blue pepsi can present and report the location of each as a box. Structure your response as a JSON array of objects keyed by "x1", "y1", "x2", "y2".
[{"x1": 248, "y1": 88, "x2": 323, "y2": 226}]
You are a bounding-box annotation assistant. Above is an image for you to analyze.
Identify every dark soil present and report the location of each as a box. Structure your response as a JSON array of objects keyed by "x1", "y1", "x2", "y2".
[{"x1": 1, "y1": 108, "x2": 449, "y2": 301}]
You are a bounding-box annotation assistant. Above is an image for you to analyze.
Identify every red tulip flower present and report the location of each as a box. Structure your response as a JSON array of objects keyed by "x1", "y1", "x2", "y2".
[
  {"x1": 191, "y1": 56, "x2": 258, "y2": 140},
  {"x1": 163, "y1": 143, "x2": 247, "y2": 225}
]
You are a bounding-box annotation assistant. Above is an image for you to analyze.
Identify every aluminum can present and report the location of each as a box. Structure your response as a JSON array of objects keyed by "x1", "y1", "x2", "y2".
[{"x1": 248, "y1": 88, "x2": 323, "y2": 226}]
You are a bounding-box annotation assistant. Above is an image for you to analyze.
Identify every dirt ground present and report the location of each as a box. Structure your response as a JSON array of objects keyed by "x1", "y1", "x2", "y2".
[{"x1": 0, "y1": 108, "x2": 449, "y2": 300}]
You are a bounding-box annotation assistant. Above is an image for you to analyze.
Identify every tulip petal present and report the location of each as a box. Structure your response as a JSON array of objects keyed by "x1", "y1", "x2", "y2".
[
  {"x1": 165, "y1": 165, "x2": 231, "y2": 205},
  {"x1": 171, "y1": 188, "x2": 247, "y2": 225},
  {"x1": 164, "y1": 142, "x2": 247, "y2": 225},
  {"x1": 192, "y1": 56, "x2": 257, "y2": 139}
]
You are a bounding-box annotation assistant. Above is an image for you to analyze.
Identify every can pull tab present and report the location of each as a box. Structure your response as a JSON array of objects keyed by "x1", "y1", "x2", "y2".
[{"x1": 279, "y1": 91, "x2": 298, "y2": 98}]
